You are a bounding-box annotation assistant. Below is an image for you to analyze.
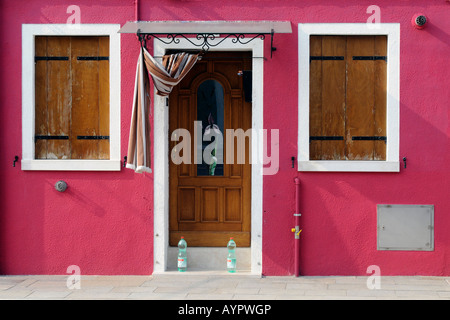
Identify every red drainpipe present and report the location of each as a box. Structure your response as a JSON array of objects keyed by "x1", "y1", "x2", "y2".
[
  {"x1": 135, "y1": 0, "x2": 140, "y2": 21},
  {"x1": 292, "y1": 178, "x2": 302, "y2": 277}
]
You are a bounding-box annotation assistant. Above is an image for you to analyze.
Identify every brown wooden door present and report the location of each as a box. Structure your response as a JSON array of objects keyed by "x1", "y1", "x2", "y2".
[{"x1": 169, "y1": 52, "x2": 252, "y2": 247}]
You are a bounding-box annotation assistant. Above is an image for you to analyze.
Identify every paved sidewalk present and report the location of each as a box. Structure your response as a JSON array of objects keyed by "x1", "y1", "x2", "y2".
[{"x1": 0, "y1": 271, "x2": 449, "y2": 300}]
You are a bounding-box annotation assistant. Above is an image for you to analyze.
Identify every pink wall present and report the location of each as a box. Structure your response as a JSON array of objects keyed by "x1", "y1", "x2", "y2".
[{"x1": 0, "y1": 0, "x2": 449, "y2": 276}]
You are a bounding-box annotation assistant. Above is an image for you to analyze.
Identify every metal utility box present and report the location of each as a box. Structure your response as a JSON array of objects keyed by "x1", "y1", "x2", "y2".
[{"x1": 377, "y1": 205, "x2": 434, "y2": 251}]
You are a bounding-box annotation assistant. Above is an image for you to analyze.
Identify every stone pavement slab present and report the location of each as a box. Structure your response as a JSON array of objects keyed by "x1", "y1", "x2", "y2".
[{"x1": 0, "y1": 273, "x2": 449, "y2": 300}]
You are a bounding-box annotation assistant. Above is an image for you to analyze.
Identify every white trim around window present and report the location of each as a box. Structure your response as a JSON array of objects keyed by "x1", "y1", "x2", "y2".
[
  {"x1": 21, "y1": 24, "x2": 121, "y2": 171},
  {"x1": 298, "y1": 23, "x2": 400, "y2": 172}
]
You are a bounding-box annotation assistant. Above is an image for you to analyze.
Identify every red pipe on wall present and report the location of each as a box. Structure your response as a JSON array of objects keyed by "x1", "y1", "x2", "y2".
[
  {"x1": 293, "y1": 178, "x2": 301, "y2": 277},
  {"x1": 135, "y1": 0, "x2": 140, "y2": 21}
]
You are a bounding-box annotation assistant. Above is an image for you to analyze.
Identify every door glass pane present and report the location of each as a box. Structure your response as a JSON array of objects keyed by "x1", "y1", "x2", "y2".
[{"x1": 197, "y1": 80, "x2": 224, "y2": 176}]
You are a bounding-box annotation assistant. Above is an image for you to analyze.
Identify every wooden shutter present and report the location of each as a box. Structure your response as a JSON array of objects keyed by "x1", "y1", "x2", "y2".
[
  {"x1": 35, "y1": 36, "x2": 71, "y2": 159},
  {"x1": 35, "y1": 36, "x2": 110, "y2": 160},
  {"x1": 309, "y1": 35, "x2": 387, "y2": 161}
]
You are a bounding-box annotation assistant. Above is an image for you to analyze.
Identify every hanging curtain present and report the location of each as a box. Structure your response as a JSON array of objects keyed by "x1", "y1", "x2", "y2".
[
  {"x1": 126, "y1": 47, "x2": 199, "y2": 173},
  {"x1": 144, "y1": 48, "x2": 200, "y2": 96}
]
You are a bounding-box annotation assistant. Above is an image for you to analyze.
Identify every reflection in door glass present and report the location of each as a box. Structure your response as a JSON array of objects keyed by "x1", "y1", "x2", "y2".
[{"x1": 197, "y1": 80, "x2": 224, "y2": 176}]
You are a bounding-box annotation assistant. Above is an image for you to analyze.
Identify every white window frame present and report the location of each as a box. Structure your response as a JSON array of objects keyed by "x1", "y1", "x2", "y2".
[
  {"x1": 298, "y1": 23, "x2": 400, "y2": 172},
  {"x1": 21, "y1": 24, "x2": 121, "y2": 171}
]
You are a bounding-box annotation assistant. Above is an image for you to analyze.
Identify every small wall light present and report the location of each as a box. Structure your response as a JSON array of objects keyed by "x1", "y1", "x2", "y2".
[
  {"x1": 412, "y1": 14, "x2": 427, "y2": 29},
  {"x1": 55, "y1": 180, "x2": 68, "y2": 192}
]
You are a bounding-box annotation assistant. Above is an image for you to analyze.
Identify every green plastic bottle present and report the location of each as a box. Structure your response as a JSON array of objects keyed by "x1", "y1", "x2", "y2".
[
  {"x1": 177, "y1": 237, "x2": 187, "y2": 272},
  {"x1": 227, "y1": 237, "x2": 237, "y2": 273}
]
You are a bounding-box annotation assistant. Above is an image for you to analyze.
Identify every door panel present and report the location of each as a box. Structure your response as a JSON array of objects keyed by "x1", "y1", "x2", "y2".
[
  {"x1": 201, "y1": 187, "x2": 219, "y2": 222},
  {"x1": 224, "y1": 188, "x2": 242, "y2": 222},
  {"x1": 178, "y1": 188, "x2": 196, "y2": 222},
  {"x1": 169, "y1": 51, "x2": 252, "y2": 247}
]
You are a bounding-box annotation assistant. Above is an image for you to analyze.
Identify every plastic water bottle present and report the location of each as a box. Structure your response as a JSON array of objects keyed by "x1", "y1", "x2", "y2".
[
  {"x1": 178, "y1": 237, "x2": 187, "y2": 272},
  {"x1": 227, "y1": 237, "x2": 237, "y2": 273}
]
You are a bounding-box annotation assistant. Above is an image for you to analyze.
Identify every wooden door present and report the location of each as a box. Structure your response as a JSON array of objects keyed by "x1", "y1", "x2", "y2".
[{"x1": 169, "y1": 52, "x2": 252, "y2": 247}]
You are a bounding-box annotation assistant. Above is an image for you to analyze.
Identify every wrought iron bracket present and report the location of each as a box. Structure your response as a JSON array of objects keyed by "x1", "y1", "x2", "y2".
[{"x1": 137, "y1": 28, "x2": 276, "y2": 58}]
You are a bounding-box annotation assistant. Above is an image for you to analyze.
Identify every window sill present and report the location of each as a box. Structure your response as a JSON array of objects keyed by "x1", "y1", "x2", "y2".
[
  {"x1": 298, "y1": 160, "x2": 399, "y2": 172},
  {"x1": 21, "y1": 159, "x2": 121, "y2": 171}
]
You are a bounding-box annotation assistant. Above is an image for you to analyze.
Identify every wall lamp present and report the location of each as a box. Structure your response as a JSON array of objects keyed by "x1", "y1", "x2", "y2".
[{"x1": 412, "y1": 14, "x2": 428, "y2": 29}]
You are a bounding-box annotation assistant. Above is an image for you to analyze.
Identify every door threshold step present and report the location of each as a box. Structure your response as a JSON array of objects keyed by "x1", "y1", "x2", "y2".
[{"x1": 153, "y1": 269, "x2": 260, "y2": 279}]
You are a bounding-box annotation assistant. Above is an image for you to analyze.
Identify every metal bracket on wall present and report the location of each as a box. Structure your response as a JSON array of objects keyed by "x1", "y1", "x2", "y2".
[
  {"x1": 270, "y1": 29, "x2": 276, "y2": 58},
  {"x1": 137, "y1": 29, "x2": 277, "y2": 58},
  {"x1": 119, "y1": 21, "x2": 292, "y2": 59}
]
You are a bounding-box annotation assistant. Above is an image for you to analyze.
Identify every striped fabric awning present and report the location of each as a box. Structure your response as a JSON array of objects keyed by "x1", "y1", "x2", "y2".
[{"x1": 126, "y1": 47, "x2": 199, "y2": 173}]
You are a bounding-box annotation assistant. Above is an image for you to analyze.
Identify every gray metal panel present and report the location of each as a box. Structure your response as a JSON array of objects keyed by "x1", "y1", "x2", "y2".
[{"x1": 377, "y1": 205, "x2": 434, "y2": 251}]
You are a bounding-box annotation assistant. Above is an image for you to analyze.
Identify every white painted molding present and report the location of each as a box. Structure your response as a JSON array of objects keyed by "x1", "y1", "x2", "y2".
[
  {"x1": 298, "y1": 23, "x2": 400, "y2": 172},
  {"x1": 21, "y1": 24, "x2": 121, "y2": 171},
  {"x1": 153, "y1": 37, "x2": 264, "y2": 275}
]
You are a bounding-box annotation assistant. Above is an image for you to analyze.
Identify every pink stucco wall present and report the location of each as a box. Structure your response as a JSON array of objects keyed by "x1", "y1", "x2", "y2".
[{"x1": 0, "y1": 0, "x2": 448, "y2": 276}]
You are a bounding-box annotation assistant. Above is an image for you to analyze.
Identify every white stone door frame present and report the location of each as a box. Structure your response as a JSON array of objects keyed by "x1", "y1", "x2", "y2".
[{"x1": 152, "y1": 37, "x2": 264, "y2": 275}]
